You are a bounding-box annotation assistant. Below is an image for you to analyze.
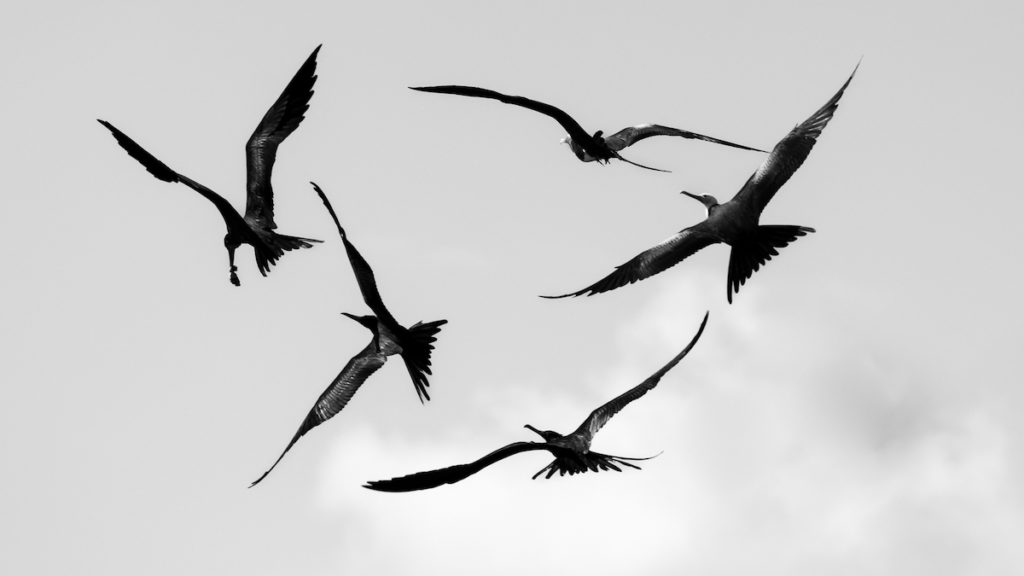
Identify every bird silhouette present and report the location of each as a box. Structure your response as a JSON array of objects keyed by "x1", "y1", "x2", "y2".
[
  {"x1": 410, "y1": 85, "x2": 764, "y2": 172},
  {"x1": 542, "y1": 64, "x2": 858, "y2": 303},
  {"x1": 249, "y1": 183, "x2": 447, "y2": 487},
  {"x1": 98, "y1": 45, "x2": 323, "y2": 286},
  {"x1": 364, "y1": 312, "x2": 708, "y2": 492}
]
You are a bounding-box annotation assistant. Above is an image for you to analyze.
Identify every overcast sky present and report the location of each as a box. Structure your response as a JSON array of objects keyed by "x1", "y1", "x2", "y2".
[{"x1": 2, "y1": 1, "x2": 1023, "y2": 574}]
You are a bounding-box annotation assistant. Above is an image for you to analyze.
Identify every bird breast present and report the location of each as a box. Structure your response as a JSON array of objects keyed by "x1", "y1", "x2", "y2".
[
  {"x1": 550, "y1": 434, "x2": 589, "y2": 454},
  {"x1": 705, "y1": 201, "x2": 758, "y2": 242},
  {"x1": 375, "y1": 324, "x2": 404, "y2": 356}
]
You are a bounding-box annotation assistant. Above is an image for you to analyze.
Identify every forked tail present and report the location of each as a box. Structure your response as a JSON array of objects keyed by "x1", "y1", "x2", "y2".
[
  {"x1": 614, "y1": 152, "x2": 671, "y2": 173},
  {"x1": 253, "y1": 232, "x2": 322, "y2": 276},
  {"x1": 532, "y1": 450, "x2": 662, "y2": 480},
  {"x1": 400, "y1": 319, "x2": 448, "y2": 403},
  {"x1": 726, "y1": 224, "x2": 814, "y2": 303}
]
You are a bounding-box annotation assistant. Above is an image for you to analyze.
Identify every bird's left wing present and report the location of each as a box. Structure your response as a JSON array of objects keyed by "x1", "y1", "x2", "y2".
[
  {"x1": 409, "y1": 85, "x2": 594, "y2": 148},
  {"x1": 250, "y1": 341, "x2": 386, "y2": 487},
  {"x1": 244, "y1": 45, "x2": 320, "y2": 230},
  {"x1": 604, "y1": 124, "x2": 767, "y2": 153},
  {"x1": 541, "y1": 223, "x2": 720, "y2": 298},
  {"x1": 312, "y1": 182, "x2": 399, "y2": 327},
  {"x1": 571, "y1": 312, "x2": 708, "y2": 442},
  {"x1": 733, "y1": 63, "x2": 858, "y2": 214},
  {"x1": 364, "y1": 442, "x2": 551, "y2": 492}
]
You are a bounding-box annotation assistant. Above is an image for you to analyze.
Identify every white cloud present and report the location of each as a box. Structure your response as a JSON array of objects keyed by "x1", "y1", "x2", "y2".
[{"x1": 313, "y1": 275, "x2": 1023, "y2": 575}]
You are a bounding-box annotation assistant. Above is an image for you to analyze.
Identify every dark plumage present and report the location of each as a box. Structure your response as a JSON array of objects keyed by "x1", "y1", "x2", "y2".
[
  {"x1": 98, "y1": 45, "x2": 323, "y2": 286},
  {"x1": 249, "y1": 183, "x2": 448, "y2": 487},
  {"x1": 543, "y1": 64, "x2": 858, "y2": 303},
  {"x1": 410, "y1": 85, "x2": 764, "y2": 172},
  {"x1": 365, "y1": 312, "x2": 708, "y2": 492}
]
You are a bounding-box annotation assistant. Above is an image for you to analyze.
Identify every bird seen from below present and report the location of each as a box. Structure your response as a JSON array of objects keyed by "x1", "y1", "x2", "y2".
[
  {"x1": 364, "y1": 312, "x2": 708, "y2": 492},
  {"x1": 249, "y1": 180, "x2": 446, "y2": 483},
  {"x1": 249, "y1": 183, "x2": 447, "y2": 487},
  {"x1": 98, "y1": 45, "x2": 323, "y2": 286},
  {"x1": 410, "y1": 85, "x2": 765, "y2": 172},
  {"x1": 542, "y1": 64, "x2": 858, "y2": 303}
]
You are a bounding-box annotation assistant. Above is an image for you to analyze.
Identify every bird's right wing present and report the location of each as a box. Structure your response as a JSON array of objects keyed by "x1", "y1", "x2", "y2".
[
  {"x1": 244, "y1": 45, "x2": 320, "y2": 231},
  {"x1": 409, "y1": 85, "x2": 593, "y2": 147},
  {"x1": 571, "y1": 312, "x2": 708, "y2": 442},
  {"x1": 604, "y1": 124, "x2": 767, "y2": 153},
  {"x1": 732, "y1": 63, "x2": 858, "y2": 214},
  {"x1": 312, "y1": 182, "x2": 399, "y2": 326},
  {"x1": 541, "y1": 224, "x2": 720, "y2": 298},
  {"x1": 364, "y1": 442, "x2": 551, "y2": 492},
  {"x1": 250, "y1": 342, "x2": 387, "y2": 487},
  {"x1": 98, "y1": 119, "x2": 247, "y2": 231}
]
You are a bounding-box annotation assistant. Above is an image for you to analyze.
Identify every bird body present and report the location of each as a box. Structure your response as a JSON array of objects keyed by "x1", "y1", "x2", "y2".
[
  {"x1": 410, "y1": 85, "x2": 765, "y2": 172},
  {"x1": 543, "y1": 64, "x2": 858, "y2": 303},
  {"x1": 312, "y1": 182, "x2": 447, "y2": 403},
  {"x1": 364, "y1": 312, "x2": 708, "y2": 492},
  {"x1": 98, "y1": 45, "x2": 323, "y2": 286},
  {"x1": 248, "y1": 185, "x2": 448, "y2": 487}
]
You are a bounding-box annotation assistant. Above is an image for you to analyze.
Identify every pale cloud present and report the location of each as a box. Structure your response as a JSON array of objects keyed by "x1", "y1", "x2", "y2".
[{"x1": 314, "y1": 275, "x2": 1023, "y2": 575}]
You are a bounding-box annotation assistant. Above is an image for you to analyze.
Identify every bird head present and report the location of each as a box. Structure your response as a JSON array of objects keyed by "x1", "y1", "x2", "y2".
[
  {"x1": 681, "y1": 191, "x2": 719, "y2": 212},
  {"x1": 524, "y1": 424, "x2": 560, "y2": 442},
  {"x1": 341, "y1": 312, "x2": 379, "y2": 332}
]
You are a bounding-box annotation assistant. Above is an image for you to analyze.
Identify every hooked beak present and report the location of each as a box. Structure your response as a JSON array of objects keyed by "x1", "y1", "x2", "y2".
[{"x1": 680, "y1": 190, "x2": 701, "y2": 201}]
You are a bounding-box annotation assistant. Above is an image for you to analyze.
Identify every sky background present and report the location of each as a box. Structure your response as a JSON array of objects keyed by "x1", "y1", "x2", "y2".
[{"x1": 3, "y1": 1, "x2": 1023, "y2": 574}]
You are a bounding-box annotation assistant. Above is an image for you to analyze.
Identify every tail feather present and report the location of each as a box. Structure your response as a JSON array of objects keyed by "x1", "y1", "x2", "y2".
[
  {"x1": 531, "y1": 450, "x2": 659, "y2": 480},
  {"x1": 253, "y1": 233, "x2": 323, "y2": 276},
  {"x1": 727, "y1": 225, "x2": 814, "y2": 303},
  {"x1": 400, "y1": 318, "x2": 448, "y2": 403}
]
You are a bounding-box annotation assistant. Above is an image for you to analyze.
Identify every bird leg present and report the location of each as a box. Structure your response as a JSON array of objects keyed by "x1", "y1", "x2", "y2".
[{"x1": 227, "y1": 246, "x2": 240, "y2": 286}]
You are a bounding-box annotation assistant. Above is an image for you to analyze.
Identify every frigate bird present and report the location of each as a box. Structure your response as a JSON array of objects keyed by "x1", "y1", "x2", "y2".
[
  {"x1": 249, "y1": 183, "x2": 447, "y2": 487},
  {"x1": 98, "y1": 45, "x2": 323, "y2": 286},
  {"x1": 409, "y1": 85, "x2": 765, "y2": 172},
  {"x1": 542, "y1": 64, "x2": 858, "y2": 303},
  {"x1": 364, "y1": 312, "x2": 708, "y2": 492}
]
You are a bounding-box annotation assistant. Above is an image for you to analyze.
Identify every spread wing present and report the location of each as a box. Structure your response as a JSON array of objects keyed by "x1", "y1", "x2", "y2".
[
  {"x1": 312, "y1": 182, "x2": 399, "y2": 327},
  {"x1": 363, "y1": 442, "x2": 553, "y2": 492},
  {"x1": 410, "y1": 85, "x2": 593, "y2": 150},
  {"x1": 98, "y1": 119, "x2": 246, "y2": 232},
  {"x1": 571, "y1": 312, "x2": 708, "y2": 443},
  {"x1": 244, "y1": 45, "x2": 320, "y2": 230},
  {"x1": 604, "y1": 124, "x2": 767, "y2": 153},
  {"x1": 541, "y1": 223, "x2": 720, "y2": 298},
  {"x1": 250, "y1": 341, "x2": 387, "y2": 487},
  {"x1": 732, "y1": 63, "x2": 858, "y2": 214}
]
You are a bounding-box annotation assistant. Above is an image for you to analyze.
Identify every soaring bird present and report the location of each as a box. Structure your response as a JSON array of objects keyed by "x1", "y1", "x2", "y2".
[
  {"x1": 365, "y1": 312, "x2": 708, "y2": 492},
  {"x1": 410, "y1": 85, "x2": 765, "y2": 172},
  {"x1": 98, "y1": 45, "x2": 323, "y2": 286},
  {"x1": 248, "y1": 183, "x2": 447, "y2": 487},
  {"x1": 542, "y1": 64, "x2": 858, "y2": 303}
]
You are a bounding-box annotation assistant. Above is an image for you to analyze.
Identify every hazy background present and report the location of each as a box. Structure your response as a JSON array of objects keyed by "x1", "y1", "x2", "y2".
[{"x1": 2, "y1": 1, "x2": 1022, "y2": 574}]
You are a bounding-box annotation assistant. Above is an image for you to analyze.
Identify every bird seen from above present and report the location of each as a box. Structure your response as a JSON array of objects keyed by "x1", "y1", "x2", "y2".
[
  {"x1": 98, "y1": 45, "x2": 323, "y2": 286},
  {"x1": 410, "y1": 85, "x2": 765, "y2": 173},
  {"x1": 250, "y1": 183, "x2": 448, "y2": 487},
  {"x1": 364, "y1": 312, "x2": 708, "y2": 492},
  {"x1": 542, "y1": 63, "x2": 858, "y2": 303}
]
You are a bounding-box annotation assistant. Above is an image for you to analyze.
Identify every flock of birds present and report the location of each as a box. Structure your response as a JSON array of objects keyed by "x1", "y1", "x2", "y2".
[{"x1": 98, "y1": 45, "x2": 856, "y2": 491}]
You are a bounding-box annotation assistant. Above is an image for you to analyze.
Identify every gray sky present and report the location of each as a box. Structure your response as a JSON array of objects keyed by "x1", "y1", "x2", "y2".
[{"x1": 2, "y1": 1, "x2": 1023, "y2": 574}]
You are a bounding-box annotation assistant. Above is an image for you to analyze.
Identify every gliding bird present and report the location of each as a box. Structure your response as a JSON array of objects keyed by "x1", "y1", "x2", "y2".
[
  {"x1": 364, "y1": 312, "x2": 708, "y2": 492},
  {"x1": 543, "y1": 64, "x2": 858, "y2": 303},
  {"x1": 248, "y1": 183, "x2": 447, "y2": 487},
  {"x1": 98, "y1": 45, "x2": 323, "y2": 286},
  {"x1": 410, "y1": 85, "x2": 765, "y2": 172}
]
